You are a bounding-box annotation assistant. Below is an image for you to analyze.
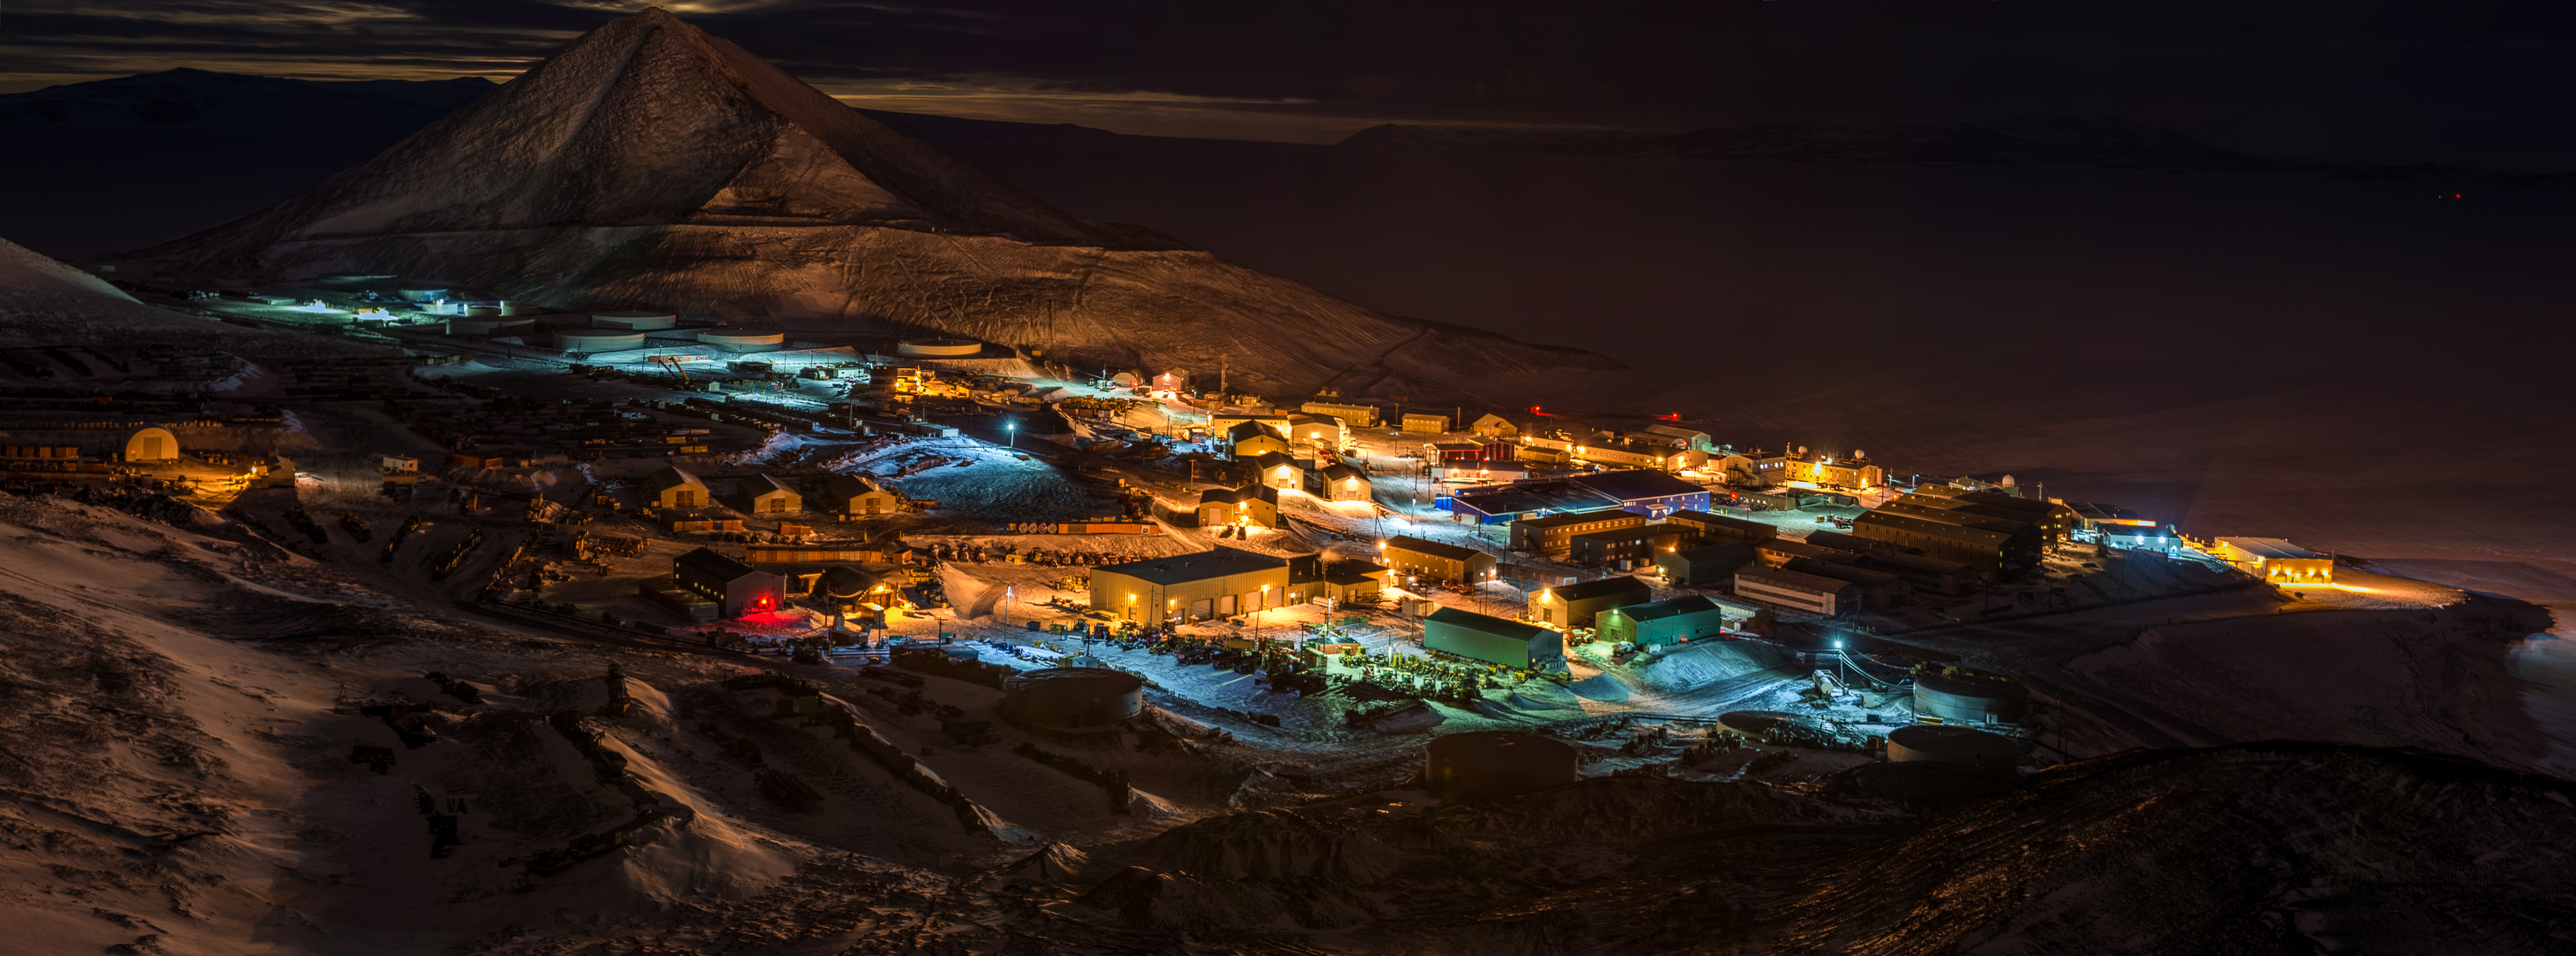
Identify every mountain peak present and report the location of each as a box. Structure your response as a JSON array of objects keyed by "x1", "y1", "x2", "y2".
[
  {"x1": 112, "y1": 9, "x2": 1616, "y2": 405},
  {"x1": 128, "y1": 7, "x2": 1153, "y2": 264}
]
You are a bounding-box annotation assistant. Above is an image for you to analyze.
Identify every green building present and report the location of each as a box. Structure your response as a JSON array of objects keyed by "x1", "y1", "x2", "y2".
[
  {"x1": 1424, "y1": 607, "x2": 1564, "y2": 670},
  {"x1": 1596, "y1": 595, "x2": 1734, "y2": 648}
]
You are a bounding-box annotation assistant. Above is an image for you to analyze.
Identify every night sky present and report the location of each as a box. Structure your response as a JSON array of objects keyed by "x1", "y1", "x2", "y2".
[{"x1": 4, "y1": 2, "x2": 2576, "y2": 162}]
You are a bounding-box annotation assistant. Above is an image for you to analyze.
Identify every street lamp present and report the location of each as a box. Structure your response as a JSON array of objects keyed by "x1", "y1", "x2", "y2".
[{"x1": 1005, "y1": 420, "x2": 1016, "y2": 449}]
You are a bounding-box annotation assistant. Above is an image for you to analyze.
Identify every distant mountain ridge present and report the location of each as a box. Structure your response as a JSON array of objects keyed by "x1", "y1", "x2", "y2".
[
  {"x1": 1343, "y1": 115, "x2": 2571, "y2": 184},
  {"x1": 114, "y1": 9, "x2": 1614, "y2": 402},
  {"x1": 0, "y1": 68, "x2": 496, "y2": 131}
]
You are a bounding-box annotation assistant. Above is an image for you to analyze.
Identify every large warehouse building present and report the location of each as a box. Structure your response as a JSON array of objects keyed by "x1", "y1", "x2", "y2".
[
  {"x1": 1090, "y1": 547, "x2": 1293, "y2": 623},
  {"x1": 1423, "y1": 608, "x2": 1564, "y2": 669},
  {"x1": 1528, "y1": 575, "x2": 1652, "y2": 627}
]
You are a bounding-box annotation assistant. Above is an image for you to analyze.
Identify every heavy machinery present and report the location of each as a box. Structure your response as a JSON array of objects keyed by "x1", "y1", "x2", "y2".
[{"x1": 647, "y1": 353, "x2": 702, "y2": 387}]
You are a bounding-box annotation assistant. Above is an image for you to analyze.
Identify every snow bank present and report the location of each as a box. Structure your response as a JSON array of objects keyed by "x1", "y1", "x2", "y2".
[
  {"x1": 1640, "y1": 640, "x2": 1801, "y2": 691},
  {"x1": 1569, "y1": 673, "x2": 1631, "y2": 702}
]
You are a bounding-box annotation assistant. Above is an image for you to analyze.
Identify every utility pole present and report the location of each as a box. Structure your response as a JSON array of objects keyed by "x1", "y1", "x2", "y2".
[{"x1": 1218, "y1": 353, "x2": 1227, "y2": 399}]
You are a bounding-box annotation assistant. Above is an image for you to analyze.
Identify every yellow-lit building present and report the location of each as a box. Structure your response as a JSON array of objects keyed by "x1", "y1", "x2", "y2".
[
  {"x1": 742, "y1": 474, "x2": 802, "y2": 514},
  {"x1": 1091, "y1": 547, "x2": 1294, "y2": 622},
  {"x1": 1785, "y1": 448, "x2": 1883, "y2": 490},
  {"x1": 2215, "y1": 538, "x2": 2334, "y2": 585},
  {"x1": 821, "y1": 473, "x2": 901, "y2": 519},
  {"x1": 1227, "y1": 421, "x2": 1291, "y2": 459},
  {"x1": 647, "y1": 466, "x2": 711, "y2": 508},
  {"x1": 1197, "y1": 484, "x2": 1279, "y2": 528},
  {"x1": 122, "y1": 426, "x2": 180, "y2": 463}
]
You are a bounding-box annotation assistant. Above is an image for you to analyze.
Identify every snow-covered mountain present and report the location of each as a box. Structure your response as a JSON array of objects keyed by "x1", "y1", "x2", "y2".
[{"x1": 117, "y1": 9, "x2": 1615, "y2": 402}]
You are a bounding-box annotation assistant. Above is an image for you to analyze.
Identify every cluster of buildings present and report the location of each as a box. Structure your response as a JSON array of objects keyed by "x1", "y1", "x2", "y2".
[
  {"x1": 640, "y1": 466, "x2": 906, "y2": 521},
  {"x1": 1185, "y1": 413, "x2": 1377, "y2": 528}
]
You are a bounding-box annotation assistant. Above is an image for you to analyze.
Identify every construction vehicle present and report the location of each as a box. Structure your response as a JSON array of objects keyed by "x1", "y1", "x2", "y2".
[{"x1": 647, "y1": 354, "x2": 701, "y2": 387}]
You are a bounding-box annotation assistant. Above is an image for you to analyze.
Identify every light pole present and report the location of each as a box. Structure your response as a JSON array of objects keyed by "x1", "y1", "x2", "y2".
[{"x1": 1005, "y1": 420, "x2": 1017, "y2": 449}]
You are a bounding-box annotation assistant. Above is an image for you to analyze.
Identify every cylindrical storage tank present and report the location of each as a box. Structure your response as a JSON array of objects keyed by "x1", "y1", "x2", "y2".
[
  {"x1": 699, "y1": 327, "x2": 787, "y2": 352},
  {"x1": 446, "y1": 316, "x2": 537, "y2": 336},
  {"x1": 592, "y1": 310, "x2": 677, "y2": 331},
  {"x1": 897, "y1": 338, "x2": 982, "y2": 357},
  {"x1": 1886, "y1": 725, "x2": 2020, "y2": 769},
  {"x1": 1911, "y1": 671, "x2": 2030, "y2": 723},
  {"x1": 1425, "y1": 731, "x2": 1577, "y2": 801},
  {"x1": 1002, "y1": 667, "x2": 1145, "y2": 733},
  {"x1": 397, "y1": 285, "x2": 450, "y2": 302},
  {"x1": 553, "y1": 328, "x2": 648, "y2": 351}
]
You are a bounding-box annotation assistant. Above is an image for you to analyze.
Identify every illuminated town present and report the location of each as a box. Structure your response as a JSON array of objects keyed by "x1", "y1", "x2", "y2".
[{"x1": 0, "y1": 5, "x2": 2569, "y2": 954}]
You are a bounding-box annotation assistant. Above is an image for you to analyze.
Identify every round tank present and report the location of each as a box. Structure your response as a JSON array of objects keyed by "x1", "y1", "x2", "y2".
[
  {"x1": 1002, "y1": 667, "x2": 1145, "y2": 733},
  {"x1": 397, "y1": 285, "x2": 449, "y2": 302},
  {"x1": 1886, "y1": 725, "x2": 2019, "y2": 769},
  {"x1": 592, "y1": 310, "x2": 677, "y2": 330},
  {"x1": 1911, "y1": 671, "x2": 2030, "y2": 723},
  {"x1": 699, "y1": 327, "x2": 787, "y2": 352},
  {"x1": 447, "y1": 316, "x2": 537, "y2": 336},
  {"x1": 553, "y1": 328, "x2": 647, "y2": 351},
  {"x1": 896, "y1": 337, "x2": 982, "y2": 357},
  {"x1": 1425, "y1": 731, "x2": 1577, "y2": 801}
]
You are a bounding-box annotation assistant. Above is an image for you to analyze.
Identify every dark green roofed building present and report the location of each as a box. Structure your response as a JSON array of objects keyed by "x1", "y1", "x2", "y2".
[
  {"x1": 1424, "y1": 607, "x2": 1564, "y2": 670},
  {"x1": 1597, "y1": 595, "x2": 1734, "y2": 648}
]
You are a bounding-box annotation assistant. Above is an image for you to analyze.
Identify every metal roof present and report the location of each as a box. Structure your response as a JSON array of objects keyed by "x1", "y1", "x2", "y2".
[
  {"x1": 674, "y1": 546, "x2": 759, "y2": 582},
  {"x1": 1857, "y1": 508, "x2": 2014, "y2": 545},
  {"x1": 1425, "y1": 606, "x2": 1550, "y2": 640},
  {"x1": 1542, "y1": 575, "x2": 1654, "y2": 602},
  {"x1": 1384, "y1": 535, "x2": 1484, "y2": 562},
  {"x1": 822, "y1": 472, "x2": 886, "y2": 499},
  {"x1": 1093, "y1": 546, "x2": 1288, "y2": 585},
  {"x1": 1666, "y1": 510, "x2": 1773, "y2": 535},
  {"x1": 1199, "y1": 484, "x2": 1278, "y2": 506},
  {"x1": 647, "y1": 466, "x2": 706, "y2": 494},
  {"x1": 1604, "y1": 594, "x2": 1723, "y2": 623},
  {"x1": 1516, "y1": 507, "x2": 1637, "y2": 529},
  {"x1": 1453, "y1": 482, "x2": 1619, "y2": 517},
  {"x1": 1735, "y1": 565, "x2": 1854, "y2": 596},
  {"x1": 1570, "y1": 469, "x2": 1705, "y2": 502},
  {"x1": 1668, "y1": 542, "x2": 1755, "y2": 563}
]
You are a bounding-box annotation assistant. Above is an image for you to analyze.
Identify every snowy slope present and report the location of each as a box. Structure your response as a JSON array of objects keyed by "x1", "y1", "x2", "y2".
[{"x1": 116, "y1": 9, "x2": 1619, "y2": 402}]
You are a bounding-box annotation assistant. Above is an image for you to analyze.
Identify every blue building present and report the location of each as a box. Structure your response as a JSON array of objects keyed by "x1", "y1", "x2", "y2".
[
  {"x1": 1569, "y1": 470, "x2": 1710, "y2": 520},
  {"x1": 1444, "y1": 469, "x2": 1710, "y2": 525}
]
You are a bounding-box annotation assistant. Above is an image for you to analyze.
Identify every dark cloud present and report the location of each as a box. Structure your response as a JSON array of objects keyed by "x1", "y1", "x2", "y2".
[{"x1": 4, "y1": 1, "x2": 2574, "y2": 160}]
